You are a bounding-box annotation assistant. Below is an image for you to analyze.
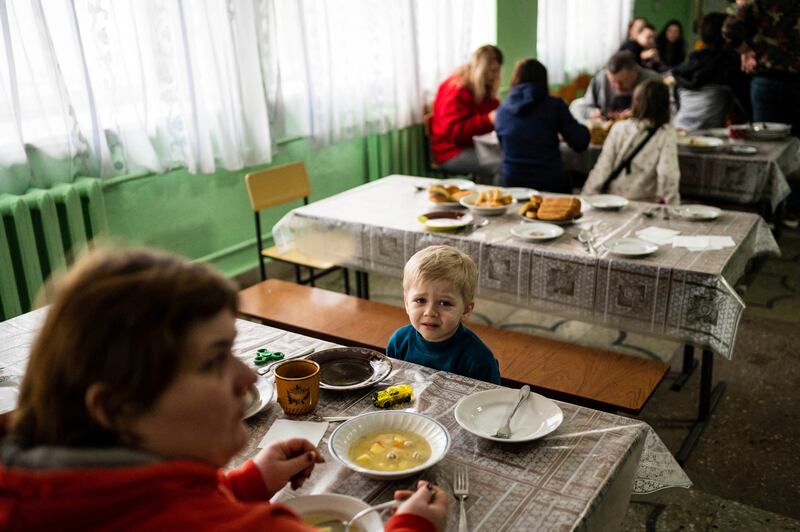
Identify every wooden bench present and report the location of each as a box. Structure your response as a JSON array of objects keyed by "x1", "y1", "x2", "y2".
[{"x1": 238, "y1": 279, "x2": 669, "y2": 414}]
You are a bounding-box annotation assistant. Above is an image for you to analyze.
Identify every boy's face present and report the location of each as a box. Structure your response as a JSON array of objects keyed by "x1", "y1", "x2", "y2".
[{"x1": 404, "y1": 278, "x2": 474, "y2": 343}]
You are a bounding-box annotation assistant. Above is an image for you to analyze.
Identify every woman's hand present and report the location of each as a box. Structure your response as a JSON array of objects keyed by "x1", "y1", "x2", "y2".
[
  {"x1": 488, "y1": 110, "x2": 497, "y2": 124},
  {"x1": 252, "y1": 438, "x2": 325, "y2": 498},
  {"x1": 392, "y1": 481, "x2": 448, "y2": 531}
]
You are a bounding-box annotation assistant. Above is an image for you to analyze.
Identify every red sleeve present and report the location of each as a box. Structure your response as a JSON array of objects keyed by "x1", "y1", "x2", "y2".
[
  {"x1": 224, "y1": 459, "x2": 271, "y2": 502},
  {"x1": 436, "y1": 83, "x2": 496, "y2": 146},
  {"x1": 385, "y1": 513, "x2": 437, "y2": 532}
]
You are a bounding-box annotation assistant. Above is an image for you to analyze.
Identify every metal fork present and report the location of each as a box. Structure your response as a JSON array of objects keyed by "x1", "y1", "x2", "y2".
[{"x1": 454, "y1": 466, "x2": 469, "y2": 532}]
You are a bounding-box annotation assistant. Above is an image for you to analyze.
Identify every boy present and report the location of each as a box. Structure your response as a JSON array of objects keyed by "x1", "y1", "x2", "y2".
[{"x1": 387, "y1": 245, "x2": 501, "y2": 384}]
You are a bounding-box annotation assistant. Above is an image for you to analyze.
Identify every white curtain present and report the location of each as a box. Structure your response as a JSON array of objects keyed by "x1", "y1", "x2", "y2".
[
  {"x1": 537, "y1": 0, "x2": 634, "y2": 85},
  {"x1": 271, "y1": 0, "x2": 496, "y2": 145},
  {"x1": 0, "y1": 0, "x2": 273, "y2": 194},
  {"x1": 0, "y1": 0, "x2": 496, "y2": 194}
]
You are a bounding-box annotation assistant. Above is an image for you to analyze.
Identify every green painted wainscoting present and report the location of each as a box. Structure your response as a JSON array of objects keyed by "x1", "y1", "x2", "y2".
[{"x1": 99, "y1": 125, "x2": 433, "y2": 278}]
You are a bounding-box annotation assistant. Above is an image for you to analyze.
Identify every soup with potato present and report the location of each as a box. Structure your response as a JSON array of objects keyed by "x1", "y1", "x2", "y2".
[{"x1": 348, "y1": 430, "x2": 431, "y2": 472}]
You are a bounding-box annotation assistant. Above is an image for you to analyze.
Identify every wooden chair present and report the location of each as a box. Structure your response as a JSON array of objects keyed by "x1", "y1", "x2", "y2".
[{"x1": 244, "y1": 162, "x2": 350, "y2": 294}]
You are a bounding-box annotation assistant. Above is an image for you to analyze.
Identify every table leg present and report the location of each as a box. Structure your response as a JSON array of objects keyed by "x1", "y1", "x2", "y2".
[
  {"x1": 671, "y1": 344, "x2": 698, "y2": 391},
  {"x1": 675, "y1": 348, "x2": 726, "y2": 465},
  {"x1": 355, "y1": 271, "x2": 370, "y2": 300}
]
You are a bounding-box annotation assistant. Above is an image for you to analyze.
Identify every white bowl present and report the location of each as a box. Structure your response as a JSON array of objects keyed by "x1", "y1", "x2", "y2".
[
  {"x1": 328, "y1": 411, "x2": 450, "y2": 479},
  {"x1": 283, "y1": 494, "x2": 383, "y2": 532},
  {"x1": 459, "y1": 192, "x2": 512, "y2": 216}
]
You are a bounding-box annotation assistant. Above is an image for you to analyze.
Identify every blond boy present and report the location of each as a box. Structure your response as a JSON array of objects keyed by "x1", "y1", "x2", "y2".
[{"x1": 387, "y1": 245, "x2": 501, "y2": 384}]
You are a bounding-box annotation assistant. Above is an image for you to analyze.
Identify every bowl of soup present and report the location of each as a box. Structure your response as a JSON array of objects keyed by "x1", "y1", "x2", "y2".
[{"x1": 328, "y1": 411, "x2": 450, "y2": 479}]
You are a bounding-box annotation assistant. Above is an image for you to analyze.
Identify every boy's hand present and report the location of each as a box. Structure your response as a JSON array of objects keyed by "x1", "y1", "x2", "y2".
[{"x1": 392, "y1": 481, "x2": 448, "y2": 531}]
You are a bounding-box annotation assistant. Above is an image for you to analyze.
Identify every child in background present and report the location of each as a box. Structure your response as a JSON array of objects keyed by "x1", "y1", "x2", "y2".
[{"x1": 387, "y1": 245, "x2": 501, "y2": 384}]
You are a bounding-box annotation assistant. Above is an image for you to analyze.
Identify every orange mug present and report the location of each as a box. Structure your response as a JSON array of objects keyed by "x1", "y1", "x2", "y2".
[{"x1": 274, "y1": 359, "x2": 320, "y2": 415}]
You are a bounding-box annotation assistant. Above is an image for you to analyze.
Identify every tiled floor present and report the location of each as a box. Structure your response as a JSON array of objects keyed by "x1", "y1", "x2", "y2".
[{"x1": 250, "y1": 226, "x2": 800, "y2": 530}]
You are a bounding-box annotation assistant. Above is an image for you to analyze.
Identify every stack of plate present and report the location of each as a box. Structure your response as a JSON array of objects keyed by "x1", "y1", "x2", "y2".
[{"x1": 750, "y1": 122, "x2": 791, "y2": 140}]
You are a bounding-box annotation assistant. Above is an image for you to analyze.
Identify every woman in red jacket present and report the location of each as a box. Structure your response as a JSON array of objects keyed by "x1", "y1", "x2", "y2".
[
  {"x1": 431, "y1": 45, "x2": 503, "y2": 182},
  {"x1": 0, "y1": 247, "x2": 446, "y2": 531}
]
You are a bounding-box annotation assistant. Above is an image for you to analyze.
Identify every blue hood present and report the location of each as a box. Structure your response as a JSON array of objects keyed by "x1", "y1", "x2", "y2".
[{"x1": 503, "y1": 82, "x2": 548, "y2": 114}]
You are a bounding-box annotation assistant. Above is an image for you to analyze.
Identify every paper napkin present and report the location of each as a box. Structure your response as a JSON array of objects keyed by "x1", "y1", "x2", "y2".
[
  {"x1": 672, "y1": 235, "x2": 736, "y2": 251},
  {"x1": 636, "y1": 226, "x2": 681, "y2": 245},
  {"x1": 258, "y1": 419, "x2": 329, "y2": 449}
]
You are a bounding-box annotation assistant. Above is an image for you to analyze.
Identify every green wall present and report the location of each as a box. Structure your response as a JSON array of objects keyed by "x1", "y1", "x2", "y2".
[
  {"x1": 101, "y1": 127, "x2": 427, "y2": 278},
  {"x1": 633, "y1": 0, "x2": 694, "y2": 41}
]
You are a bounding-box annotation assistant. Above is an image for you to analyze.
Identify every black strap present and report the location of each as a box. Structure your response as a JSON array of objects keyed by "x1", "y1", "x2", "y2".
[{"x1": 600, "y1": 127, "x2": 658, "y2": 193}]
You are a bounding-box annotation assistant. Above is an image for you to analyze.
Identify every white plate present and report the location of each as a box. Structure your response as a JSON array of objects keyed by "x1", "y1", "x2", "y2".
[
  {"x1": 329, "y1": 411, "x2": 450, "y2": 479},
  {"x1": 519, "y1": 212, "x2": 584, "y2": 225},
  {"x1": 440, "y1": 178, "x2": 475, "y2": 190},
  {"x1": 728, "y1": 144, "x2": 758, "y2": 155},
  {"x1": 283, "y1": 494, "x2": 383, "y2": 532},
  {"x1": 510, "y1": 222, "x2": 564, "y2": 241},
  {"x1": 678, "y1": 136, "x2": 725, "y2": 152},
  {"x1": 417, "y1": 211, "x2": 474, "y2": 231},
  {"x1": 459, "y1": 193, "x2": 512, "y2": 216},
  {"x1": 454, "y1": 388, "x2": 563, "y2": 443},
  {"x1": 0, "y1": 379, "x2": 20, "y2": 415},
  {"x1": 504, "y1": 187, "x2": 538, "y2": 202},
  {"x1": 603, "y1": 238, "x2": 659, "y2": 257},
  {"x1": 750, "y1": 122, "x2": 791, "y2": 140},
  {"x1": 582, "y1": 194, "x2": 629, "y2": 210},
  {"x1": 674, "y1": 204, "x2": 722, "y2": 220},
  {"x1": 243, "y1": 377, "x2": 274, "y2": 419},
  {"x1": 704, "y1": 128, "x2": 729, "y2": 138}
]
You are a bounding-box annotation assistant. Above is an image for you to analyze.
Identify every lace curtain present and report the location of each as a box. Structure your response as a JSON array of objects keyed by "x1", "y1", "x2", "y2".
[
  {"x1": 0, "y1": 0, "x2": 494, "y2": 194},
  {"x1": 537, "y1": 0, "x2": 633, "y2": 85},
  {"x1": 0, "y1": 0, "x2": 274, "y2": 194},
  {"x1": 271, "y1": 0, "x2": 495, "y2": 145}
]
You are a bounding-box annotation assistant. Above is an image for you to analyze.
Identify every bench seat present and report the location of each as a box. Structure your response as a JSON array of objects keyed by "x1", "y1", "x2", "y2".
[{"x1": 239, "y1": 279, "x2": 669, "y2": 414}]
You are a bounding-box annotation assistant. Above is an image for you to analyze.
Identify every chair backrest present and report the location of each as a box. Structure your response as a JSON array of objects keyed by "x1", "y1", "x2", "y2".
[{"x1": 245, "y1": 161, "x2": 311, "y2": 212}]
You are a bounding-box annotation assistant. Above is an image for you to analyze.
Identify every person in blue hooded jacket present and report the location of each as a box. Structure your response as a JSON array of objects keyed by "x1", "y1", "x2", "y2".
[{"x1": 495, "y1": 59, "x2": 590, "y2": 192}]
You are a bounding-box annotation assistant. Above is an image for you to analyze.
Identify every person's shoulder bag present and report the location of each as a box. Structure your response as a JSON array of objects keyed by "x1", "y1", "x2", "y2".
[{"x1": 600, "y1": 126, "x2": 659, "y2": 193}]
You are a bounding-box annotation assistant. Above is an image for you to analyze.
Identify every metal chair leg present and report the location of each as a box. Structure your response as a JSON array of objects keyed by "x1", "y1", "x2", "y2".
[
  {"x1": 294, "y1": 265, "x2": 302, "y2": 284},
  {"x1": 343, "y1": 268, "x2": 351, "y2": 295},
  {"x1": 309, "y1": 267, "x2": 316, "y2": 287}
]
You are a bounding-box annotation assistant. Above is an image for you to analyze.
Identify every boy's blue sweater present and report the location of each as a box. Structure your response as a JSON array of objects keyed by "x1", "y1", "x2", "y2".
[
  {"x1": 387, "y1": 324, "x2": 501, "y2": 384},
  {"x1": 495, "y1": 82, "x2": 590, "y2": 192}
]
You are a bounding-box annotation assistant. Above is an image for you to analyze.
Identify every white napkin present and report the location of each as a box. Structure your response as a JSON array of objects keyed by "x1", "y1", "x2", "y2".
[
  {"x1": 258, "y1": 419, "x2": 329, "y2": 449},
  {"x1": 672, "y1": 235, "x2": 735, "y2": 251},
  {"x1": 636, "y1": 226, "x2": 681, "y2": 246}
]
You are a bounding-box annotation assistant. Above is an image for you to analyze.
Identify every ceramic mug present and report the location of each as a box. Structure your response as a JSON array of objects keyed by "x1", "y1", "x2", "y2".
[{"x1": 274, "y1": 359, "x2": 320, "y2": 415}]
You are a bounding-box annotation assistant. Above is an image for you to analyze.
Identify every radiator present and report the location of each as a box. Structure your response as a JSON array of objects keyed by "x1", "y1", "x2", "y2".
[{"x1": 0, "y1": 177, "x2": 108, "y2": 321}]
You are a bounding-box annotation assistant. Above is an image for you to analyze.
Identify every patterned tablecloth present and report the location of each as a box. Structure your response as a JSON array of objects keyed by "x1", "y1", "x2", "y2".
[
  {"x1": 474, "y1": 132, "x2": 800, "y2": 210},
  {"x1": 0, "y1": 310, "x2": 691, "y2": 532},
  {"x1": 273, "y1": 175, "x2": 779, "y2": 359}
]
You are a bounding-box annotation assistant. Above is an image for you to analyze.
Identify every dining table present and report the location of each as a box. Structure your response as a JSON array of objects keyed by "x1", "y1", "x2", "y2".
[
  {"x1": 473, "y1": 131, "x2": 800, "y2": 213},
  {"x1": 272, "y1": 174, "x2": 780, "y2": 464},
  {"x1": 0, "y1": 308, "x2": 691, "y2": 531}
]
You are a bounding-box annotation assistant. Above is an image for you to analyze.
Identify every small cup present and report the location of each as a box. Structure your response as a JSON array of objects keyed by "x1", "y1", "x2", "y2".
[
  {"x1": 274, "y1": 359, "x2": 320, "y2": 415},
  {"x1": 728, "y1": 124, "x2": 750, "y2": 142}
]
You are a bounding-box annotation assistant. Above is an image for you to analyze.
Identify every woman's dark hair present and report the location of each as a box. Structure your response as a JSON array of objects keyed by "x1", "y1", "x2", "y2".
[
  {"x1": 656, "y1": 19, "x2": 686, "y2": 67},
  {"x1": 510, "y1": 58, "x2": 548, "y2": 88},
  {"x1": 632, "y1": 79, "x2": 671, "y2": 129},
  {"x1": 700, "y1": 12, "x2": 727, "y2": 49},
  {"x1": 11, "y1": 247, "x2": 238, "y2": 448}
]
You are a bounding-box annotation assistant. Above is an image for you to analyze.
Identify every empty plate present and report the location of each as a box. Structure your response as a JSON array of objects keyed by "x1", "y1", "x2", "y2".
[
  {"x1": 307, "y1": 347, "x2": 392, "y2": 390},
  {"x1": 510, "y1": 222, "x2": 564, "y2": 241},
  {"x1": 454, "y1": 388, "x2": 563, "y2": 442},
  {"x1": 728, "y1": 144, "x2": 758, "y2": 155},
  {"x1": 583, "y1": 194, "x2": 629, "y2": 210},
  {"x1": 674, "y1": 204, "x2": 722, "y2": 220},
  {"x1": 417, "y1": 210, "x2": 474, "y2": 231},
  {"x1": 603, "y1": 238, "x2": 659, "y2": 257},
  {"x1": 242, "y1": 377, "x2": 274, "y2": 419}
]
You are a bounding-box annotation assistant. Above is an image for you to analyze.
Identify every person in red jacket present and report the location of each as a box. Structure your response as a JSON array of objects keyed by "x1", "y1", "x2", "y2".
[
  {"x1": 431, "y1": 44, "x2": 503, "y2": 182},
  {"x1": 0, "y1": 247, "x2": 447, "y2": 531}
]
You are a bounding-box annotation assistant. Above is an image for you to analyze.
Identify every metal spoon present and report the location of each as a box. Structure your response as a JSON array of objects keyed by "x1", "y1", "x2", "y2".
[
  {"x1": 578, "y1": 229, "x2": 597, "y2": 256},
  {"x1": 493, "y1": 385, "x2": 530, "y2": 438}
]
